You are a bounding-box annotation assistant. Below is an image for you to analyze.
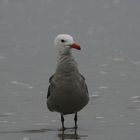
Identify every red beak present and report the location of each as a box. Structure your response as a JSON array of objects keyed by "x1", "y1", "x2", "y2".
[{"x1": 71, "y1": 43, "x2": 81, "y2": 50}]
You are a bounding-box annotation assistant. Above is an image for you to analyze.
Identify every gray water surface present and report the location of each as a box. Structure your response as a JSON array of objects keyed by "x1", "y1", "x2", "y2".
[{"x1": 0, "y1": 0, "x2": 140, "y2": 140}]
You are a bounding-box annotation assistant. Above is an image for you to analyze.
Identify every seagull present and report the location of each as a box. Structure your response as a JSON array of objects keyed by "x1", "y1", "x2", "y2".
[{"x1": 47, "y1": 34, "x2": 89, "y2": 130}]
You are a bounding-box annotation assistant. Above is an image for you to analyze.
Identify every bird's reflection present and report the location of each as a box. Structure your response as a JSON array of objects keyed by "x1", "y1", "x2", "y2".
[{"x1": 58, "y1": 129, "x2": 79, "y2": 140}]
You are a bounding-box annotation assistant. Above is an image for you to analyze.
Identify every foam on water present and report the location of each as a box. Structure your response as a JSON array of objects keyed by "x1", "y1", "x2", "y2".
[
  {"x1": 89, "y1": 94, "x2": 100, "y2": 98},
  {"x1": 95, "y1": 116, "x2": 104, "y2": 119},
  {"x1": 128, "y1": 122, "x2": 136, "y2": 126},
  {"x1": 51, "y1": 120, "x2": 57, "y2": 123},
  {"x1": 4, "y1": 112, "x2": 14, "y2": 116},
  {"x1": 113, "y1": 0, "x2": 120, "y2": 4},
  {"x1": 99, "y1": 64, "x2": 108, "y2": 67},
  {"x1": 11, "y1": 121, "x2": 17, "y2": 124},
  {"x1": 131, "y1": 100, "x2": 140, "y2": 103},
  {"x1": 0, "y1": 55, "x2": 6, "y2": 59},
  {"x1": 120, "y1": 73, "x2": 127, "y2": 77},
  {"x1": 98, "y1": 86, "x2": 109, "y2": 89},
  {"x1": 130, "y1": 96, "x2": 140, "y2": 99},
  {"x1": 10, "y1": 81, "x2": 34, "y2": 89},
  {"x1": 130, "y1": 60, "x2": 140, "y2": 65},
  {"x1": 33, "y1": 122, "x2": 50, "y2": 126},
  {"x1": 113, "y1": 57, "x2": 125, "y2": 62},
  {"x1": 43, "y1": 116, "x2": 49, "y2": 118},
  {"x1": 11, "y1": 92, "x2": 19, "y2": 95},
  {"x1": 22, "y1": 136, "x2": 30, "y2": 140},
  {"x1": 99, "y1": 71, "x2": 108, "y2": 74},
  {"x1": 0, "y1": 113, "x2": 14, "y2": 117},
  {"x1": 130, "y1": 96, "x2": 140, "y2": 103},
  {"x1": 0, "y1": 120, "x2": 8, "y2": 123}
]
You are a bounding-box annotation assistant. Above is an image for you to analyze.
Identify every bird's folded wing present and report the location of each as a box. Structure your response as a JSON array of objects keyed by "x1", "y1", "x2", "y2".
[
  {"x1": 47, "y1": 74, "x2": 55, "y2": 99},
  {"x1": 47, "y1": 73, "x2": 88, "y2": 98},
  {"x1": 79, "y1": 73, "x2": 89, "y2": 94}
]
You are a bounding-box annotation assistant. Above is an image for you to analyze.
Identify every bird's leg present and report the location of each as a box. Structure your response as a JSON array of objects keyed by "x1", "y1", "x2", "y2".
[
  {"x1": 61, "y1": 114, "x2": 65, "y2": 131},
  {"x1": 74, "y1": 112, "x2": 78, "y2": 129}
]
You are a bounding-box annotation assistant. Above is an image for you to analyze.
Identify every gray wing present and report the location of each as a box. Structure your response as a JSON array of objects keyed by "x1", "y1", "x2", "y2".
[
  {"x1": 79, "y1": 73, "x2": 88, "y2": 94},
  {"x1": 47, "y1": 73, "x2": 88, "y2": 98},
  {"x1": 47, "y1": 86, "x2": 51, "y2": 99},
  {"x1": 47, "y1": 74, "x2": 55, "y2": 99}
]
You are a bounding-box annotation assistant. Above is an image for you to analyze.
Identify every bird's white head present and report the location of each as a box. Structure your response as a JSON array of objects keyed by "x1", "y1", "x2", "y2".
[{"x1": 54, "y1": 34, "x2": 81, "y2": 55}]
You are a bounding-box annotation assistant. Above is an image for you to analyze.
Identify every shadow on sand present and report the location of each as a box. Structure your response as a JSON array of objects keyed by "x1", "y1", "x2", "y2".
[
  {"x1": 0, "y1": 128, "x2": 52, "y2": 134},
  {"x1": 0, "y1": 127, "x2": 88, "y2": 139},
  {"x1": 58, "y1": 128, "x2": 88, "y2": 140}
]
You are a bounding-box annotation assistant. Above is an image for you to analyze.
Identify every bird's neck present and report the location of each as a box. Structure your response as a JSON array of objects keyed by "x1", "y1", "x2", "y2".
[{"x1": 56, "y1": 52, "x2": 79, "y2": 75}]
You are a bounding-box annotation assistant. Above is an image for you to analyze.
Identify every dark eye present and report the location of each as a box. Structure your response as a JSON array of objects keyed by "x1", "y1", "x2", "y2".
[{"x1": 61, "y1": 39, "x2": 65, "y2": 43}]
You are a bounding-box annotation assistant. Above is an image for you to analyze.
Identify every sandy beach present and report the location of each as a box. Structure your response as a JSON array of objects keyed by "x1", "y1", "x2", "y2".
[{"x1": 0, "y1": 0, "x2": 140, "y2": 139}]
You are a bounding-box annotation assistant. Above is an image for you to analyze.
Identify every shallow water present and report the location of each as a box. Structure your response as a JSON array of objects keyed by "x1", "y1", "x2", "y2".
[{"x1": 0, "y1": 0, "x2": 140, "y2": 140}]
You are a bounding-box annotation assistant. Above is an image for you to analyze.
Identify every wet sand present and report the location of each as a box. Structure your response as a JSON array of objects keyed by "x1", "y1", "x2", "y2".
[{"x1": 0, "y1": 0, "x2": 140, "y2": 140}]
